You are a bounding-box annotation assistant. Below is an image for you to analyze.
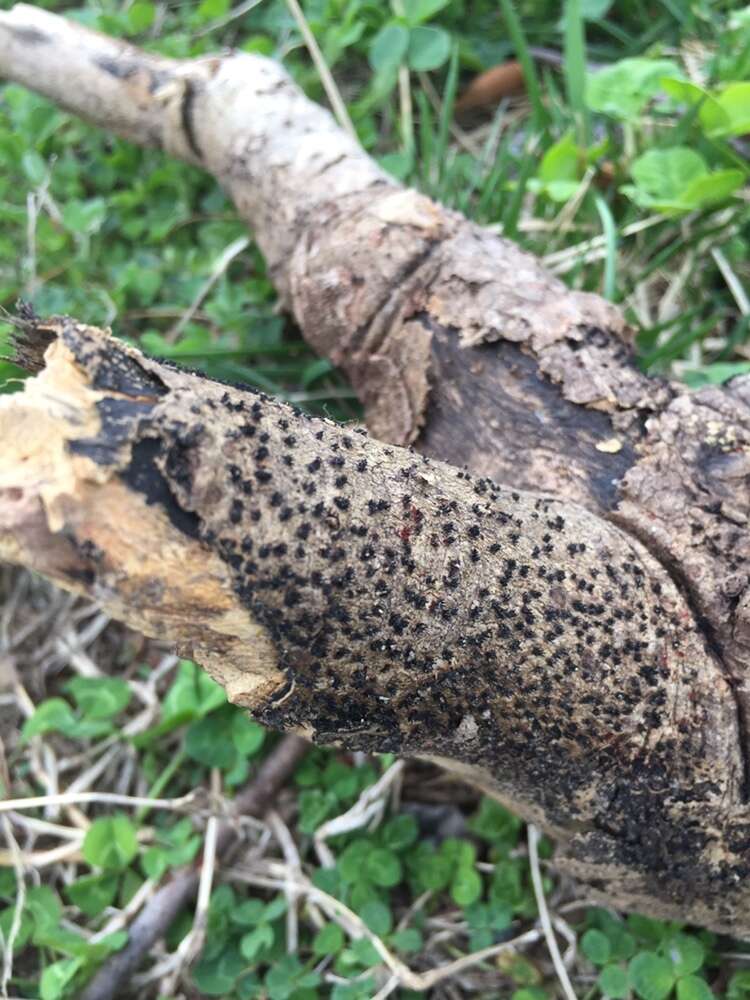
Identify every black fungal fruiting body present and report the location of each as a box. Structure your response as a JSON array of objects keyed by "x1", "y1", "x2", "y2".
[{"x1": 112, "y1": 362, "x2": 743, "y2": 897}]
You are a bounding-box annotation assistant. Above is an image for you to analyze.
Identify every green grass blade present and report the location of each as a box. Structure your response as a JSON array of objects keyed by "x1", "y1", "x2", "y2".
[
  {"x1": 635, "y1": 305, "x2": 703, "y2": 354},
  {"x1": 594, "y1": 194, "x2": 617, "y2": 301},
  {"x1": 563, "y1": 0, "x2": 590, "y2": 143},
  {"x1": 641, "y1": 314, "x2": 716, "y2": 370},
  {"x1": 435, "y1": 44, "x2": 459, "y2": 187},
  {"x1": 717, "y1": 314, "x2": 750, "y2": 361},
  {"x1": 416, "y1": 90, "x2": 435, "y2": 189},
  {"x1": 500, "y1": 137, "x2": 538, "y2": 240},
  {"x1": 498, "y1": 0, "x2": 545, "y2": 129}
]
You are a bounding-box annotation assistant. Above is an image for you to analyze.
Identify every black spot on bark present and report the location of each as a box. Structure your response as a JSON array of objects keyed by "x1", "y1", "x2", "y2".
[
  {"x1": 179, "y1": 79, "x2": 203, "y2": 160},
  {"x1": 121, "y1": 438, "x2": 201, "y2": 539},
  {"x1": 8, "y1": 25, "x2": 49, "y2": 44}
]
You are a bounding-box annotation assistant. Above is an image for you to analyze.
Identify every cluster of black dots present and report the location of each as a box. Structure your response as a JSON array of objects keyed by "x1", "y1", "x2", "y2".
[
  {"x1": 157, "y1": 385, "x2": 710, "y2": 779},
  {"x1": 66, "y1": 323, "x2": 747, "y2": 896}
]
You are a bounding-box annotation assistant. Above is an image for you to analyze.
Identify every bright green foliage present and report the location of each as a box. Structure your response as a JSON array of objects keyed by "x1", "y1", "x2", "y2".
[
  {"x1": 469, "y1": 796, "x2": 522, "y2": 844},
  {"x1": 629, "y1": 952, "x2": 677, "y2": 1000},
  {"x1": 663, "y1": 78, "x2": 750, "y2": 137},
  {"x1": 363, "y1": 846, "x2": 403, "y2": 887},
  {"x1": 134, "y1": 657, "x2": 226, "y2": 745},
  {"x1": 295, "y1": 752, "x2": 378, "y2": 831},
  {"x1": 22, "y1": 698, "x2": 79, "y2": 740},
  {"x1": 142, "y1": 817, "x2": 202, "y2": 880},
  {"x1": 64, "y1": 676, "x2": 131, "y2": 719},
  {"x1": 0, "y1": 885, "x2": 127, "y2": 998},
  {"x1": 381, "y1": 813, "x2": 419, "y2": 850},
  {"x1": 368, "y1": 0, "x2": 452, "y2": 86},
  {"x1": 666, "y1": 934, "x2": 706, "y2": 978},
  {"x1": 529, "y1": 129, "x2": 607, "y2": 201},
  {"x1": 587, "y1": 915, "x2": 722, "y2": 1000},
  {"x1": 40, "y1": 958, "x2": 84, "y2": 1000},
  {"x1": 599, "y1": 963, "x2": 630, "y2": 999},
  {"x1": 83, "y1": 815, "x2": 139, "y2": 871},
  {"x1": 622, "y1": 148, "x2": 744, "y2": 215},
  {"x1": 22, "y1": 676, "x2": 132, "y2": 741},
  {"x1": 678, "y1": 977, "x2": 717, "y2": 1000},
  {"x1": 359, "y1": 899, "x2": 392, "y2": 935},
  {"x1": 585, "y1": 57, "x2": 680, "y2": 119},
  {"x1": 584, "y1": 928, "x2": 613, "y2": 965},
  {"x1": 264, "y1": 955, "x2": 321, "y2": 999},
  {"x1": 65, "y1": 873, "x2": 119, "y2": 918},
  {"x1": 313, "y1": 922, "x2": 345, "y2": 956},
  {"x1": 728, "y1": 970, "x2": 750, "y2": 999},
  {"x1": 369, "y1": 23, "x2": 409, "y2": 75},
  {"x1": 464, "y1": 899, "x2": 513, "y2": 950},
  {"x1": 681, "y1": 361, "x2": 750, "y2": 388}
]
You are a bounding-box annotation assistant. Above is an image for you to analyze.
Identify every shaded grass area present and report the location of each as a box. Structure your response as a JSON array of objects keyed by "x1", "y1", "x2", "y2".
[{"x1": 1, "y1": 1, "x2": 750, "y2": 998}]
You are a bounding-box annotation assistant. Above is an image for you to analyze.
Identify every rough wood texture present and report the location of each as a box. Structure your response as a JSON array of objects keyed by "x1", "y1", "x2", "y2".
[
  {"x1": 1, "y1": 315, "x2": 750, "y2": 936},
  {"x1": 3, "y1": 4, "x2": 750, "y2": 935}
]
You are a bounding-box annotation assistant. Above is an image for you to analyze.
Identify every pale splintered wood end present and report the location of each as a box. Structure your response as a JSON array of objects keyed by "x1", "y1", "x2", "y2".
[{"x1": 0, "y1": 318, "x2": 285, "y2": 707}]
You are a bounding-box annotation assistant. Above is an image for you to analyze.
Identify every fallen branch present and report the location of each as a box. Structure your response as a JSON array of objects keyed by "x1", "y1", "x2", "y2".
[
  {"x1": 1, "y1": 314, "x2": 748, "y2": 937},
  {"x1": 0, "y1": 2, "x2": 639, "y2": 502},
  {"x1": 1, "y1": 5, "x2": 748, "y2": 729},
  {"x1": 79, "y1": 733, "x2": 307, "y2": 1000},
  {"x1": 2, "y1": 4, "x2": 750, "y2": 938}
]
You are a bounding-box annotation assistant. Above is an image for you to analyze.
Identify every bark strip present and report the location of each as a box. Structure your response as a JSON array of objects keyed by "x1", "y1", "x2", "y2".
[{"x1": 1, "y1": 316, "x2": 750, "y2": 935}]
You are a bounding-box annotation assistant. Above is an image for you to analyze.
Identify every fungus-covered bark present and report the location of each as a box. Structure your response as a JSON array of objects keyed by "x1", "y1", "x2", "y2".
[
  {"x1": 2, "y1": 315, "x2": 750, "y2": 935},
  {"x1": 3, "y1": 4, "x2": 750, "y2": 937}
]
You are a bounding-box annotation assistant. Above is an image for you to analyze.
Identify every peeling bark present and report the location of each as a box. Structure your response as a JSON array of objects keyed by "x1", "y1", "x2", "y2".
[{"x1": 2, "y1": 4, "x2": 750, "y2": 935}]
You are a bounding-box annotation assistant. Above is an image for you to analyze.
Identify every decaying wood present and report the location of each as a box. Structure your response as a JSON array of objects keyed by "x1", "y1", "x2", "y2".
[
  {"x1": 2, "y1": 314, "x2": 750, "y2": 937},
  {"x1": 2, "y1": 4, "x2": 750, "y2": 936}
]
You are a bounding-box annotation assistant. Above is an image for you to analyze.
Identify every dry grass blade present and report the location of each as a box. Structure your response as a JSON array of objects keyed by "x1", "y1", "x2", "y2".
[
  {"x1": 284, "y1": 0, "x2": 356, "y2": 139},
  {"x1": 0, "y1": 816, "x2": 25, "y2": 997},
  {"x1": 528, "y1": 824, "x2": 578, "y2": 1000}
]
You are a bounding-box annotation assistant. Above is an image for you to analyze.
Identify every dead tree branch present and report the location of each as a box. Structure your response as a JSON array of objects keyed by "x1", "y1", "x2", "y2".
[
  {"x1": 2, "y1": 4, "x2": 750, "y2": 936},
  {"x1": 0, "y1": 315, "x2": 748, "y2": 936}
]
